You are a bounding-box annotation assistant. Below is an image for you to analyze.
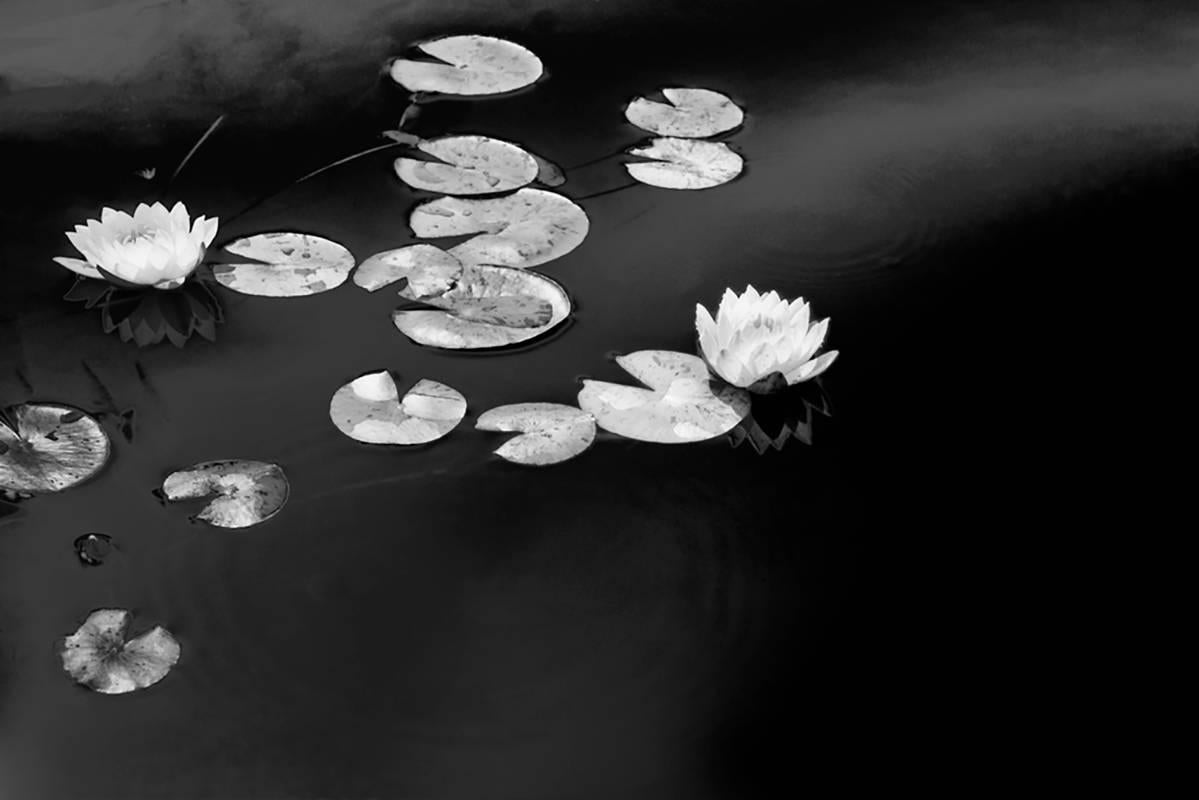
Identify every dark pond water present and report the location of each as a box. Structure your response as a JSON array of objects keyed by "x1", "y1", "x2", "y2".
[{"x1": 0, "y1": 1, "x2": 1191, "y2": 796}]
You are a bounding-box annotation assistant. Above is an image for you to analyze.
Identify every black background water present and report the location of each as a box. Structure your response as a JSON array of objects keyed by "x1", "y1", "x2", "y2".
[{"x1": 0, "y1": 1, "x2": 1187, "y2": 796}]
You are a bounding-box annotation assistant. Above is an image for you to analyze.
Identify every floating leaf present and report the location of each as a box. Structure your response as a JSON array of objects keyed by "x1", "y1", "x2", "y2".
[
  {"x1": 74, "y1": 533, "x2": 115, "y2": 566},
  {"x1": 626, "y1": 138, "x2": 744, "y2": 190},
  {"x1": 393, "y1": 264, "x2": 570, "y2": 349},
  {"x1": 0, "y1": 403, "x2": 110, "y2": 494},
  {"x1": 410, "y1": 188, "x2": 589, "y2": 269},
  {"x1": 161, "y1": 460, "x2": 289, "y2": 528},
  {"x1": 532, "y1": 153, "x2": 567, "y2": 187},
  {"x1": 214, "y1": 233, "x2": 355, "y2": 297},
  {"x1": 60, "y1": 609, "x2": 180, "y2": 695},
  {"x1": 577, "y1": 351, "x2": 750, "y2": 444},
  {"x1": 624, "y1": 87, "x2": 745, "y2": 138},
  {"x1": 353, "y1": 244, "x2": 463, "y2": 296},
  {"x1": 476, "y1": 403, "x2": 596, "y2": 465},
  {"x1": 395, "y1": 135, "x2": 538, "y2": 195},
  {"x1": 330, "y1": 372, "x2": 466, "y2": 445},
  {"x1": 389, "y1": 35, "x2": 543, "y2": 96}
]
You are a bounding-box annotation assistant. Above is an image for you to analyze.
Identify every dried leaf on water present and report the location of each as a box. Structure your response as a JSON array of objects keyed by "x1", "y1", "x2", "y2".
[
  {"x1": 393, "y1": 264, "x2": 570, "y2": 349},
  {"x1": 161, "y1": 460, "x2": 289, "y2": 528},
  {"x1": 625, "y1": 138, "x2": 744, "y2": 190},
  {"x1": 60, "y1": 609, "x2": 180, "y2": 695},
  {"x1": 389, "y1": 35, "x2": 543, "y2": 96},
  {"x1": 394, "y1": 135, "x2": 538, "y2": 195},
  {"x1": 330, "y1": 372, "x2": 466, "y2": 445},
  {"x1": 0, "y1": 403, "x2": 110, "y2": 494},
  {"x1": 214, "y1": 233, "x2": 355, "y2": 297},
  {"x1": 577, "y1": 351, "x2": 751, "y2": 444},
  {"x1": 409, "y1": 188, "x2": 588, "y2": 270},
  {"x1": 624, "y1": 87, "x2": 744, "y2": 138},
  {"x1": 476, "y1": 403, "x2": 596, "y2": 465}
]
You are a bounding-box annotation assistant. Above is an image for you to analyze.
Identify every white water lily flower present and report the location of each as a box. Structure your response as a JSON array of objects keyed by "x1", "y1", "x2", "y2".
[
  {"x1": 54, "y1": 202, "x2": 218, "y2": 290},
  {"x1": 696, "y1": 286, "x2": 839, "y2": 392}
]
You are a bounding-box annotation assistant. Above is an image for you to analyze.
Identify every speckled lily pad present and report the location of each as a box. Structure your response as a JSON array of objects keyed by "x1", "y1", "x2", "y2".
[
  {"x1": 353, "y1": 244, "x2": 463, "y2": 296},
  {"x1": 161, "y1": 460, "x2": 289, "y2": 528},
  {"x1": 395, "y1": 135, "x2": 538, "y2": 195},
  {"x1": 626, "y1": 138, "x2": 744, "y2": 190},
  {"x1": 0, "y1": 403, "x2": 110, "y2": 494},
  {"x1": 476, "y1": 403, "x2": 596, "y2": 465},
  {"x1": 60, "y1": 609, "x2": 180, "y2": 695},
  {"x1": 214, "y1": 233, "x2": 355, "y2": 297},
  {"x1": 389, "y1": 35, "x2": 543, "y2": 96},
  {"x1": 577, "y1": 351, "x2": 750, "y2": 444},
  {"x1": 625, "y1": 87, "x2": 744, "y2": 138},
  {"x1": 329, "y1": 372, "x2": 466, "y2": 445}
]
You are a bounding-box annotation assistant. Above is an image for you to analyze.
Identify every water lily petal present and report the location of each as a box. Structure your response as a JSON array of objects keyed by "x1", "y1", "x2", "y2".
[
  {"x1": 785, "y1": 350, "x2": 839, "y2": 384},
  {"x1": 53, "y1": 256, "x2": 103, "y2": 279}
]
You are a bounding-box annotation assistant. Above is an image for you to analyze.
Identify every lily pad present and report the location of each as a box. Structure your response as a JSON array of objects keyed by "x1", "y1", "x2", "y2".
[
  {"x1": 353, "y1": 244, "x2": 463, "y2": 296},
  {"x1": 330, "y1": 372, "x2": 466, "y2": 445},
  {"x1": 577, "y1": 351, "x2": 751, "y2": 444},
  {"x1": 625, "y1": 88, "x2": 745, "y2": 138},
  {"x1": 532, "y1": 153, "x2": 567, "y2": 187},
  {"x1": 395, "y1": 135, "x2": 538, "y2": 195},
  {"x1": 161, "y1": 460, "x2": 289, "y2": 528},
  {"x1": 393, "y1": 264, "x2": 570, "y2": 349},
  {"x1": 476, "y1": 403, "x2": 596, "y2": 466},
  {"x1": 409, "y1": 188, "x2": 589, "y2": 270},
  {"x1": 0, "y1": 403, "x2": 110, "y2": 494},
  {"x1": 626, "y1": 138, "x2": 744, "y2": 190},
  {"x1": 214, "y1": 233, "x2": 355, "y2": 297},
  {"x1": 60, "y1": 609, "x2": 180, "y2": 695},
  {"x1": 389, "y1": 35, "x2": 543, "y2": 96}
]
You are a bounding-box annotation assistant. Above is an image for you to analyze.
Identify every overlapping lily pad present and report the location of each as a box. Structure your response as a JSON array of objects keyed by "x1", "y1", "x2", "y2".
[
  {"x1": 389, "y1": 35, "x2": 543, "y2": 96},
  {"x1": 393, "y1": 264, "x2": 571, "y2": 349},
  {"x1": 60, "y1": 609, "x2": 180, "y2": 695},
  {"x1": 161, "y1": 460, "x2": 289, "y2": 528},
  {"x1": 409, "y1": 188, "x2": 589, "y2": 269},
  {"x1": 353, "y1": 244, "x2": 463, "y2": 295},
  {"x1": 625, "y1": 88, "x2": 744, "y2": 138},
  {"x1": 577, "y1": 351, "x2": 750, "y2": 444},
  {"x1": 394, "y1": 135, "x2": 538, "y2": 195},
  {"x1": 0, "y1": 403, "x2": 110, "y2": 494},
  {"x1": 330, "y1": 372, "x2": 466, "y2": 445},
  {"x1": 476, "y1": 403, "x2": 596, "y2": 465},
  {"x1": 214, "y1": 233, "x2": 355, "y2": 297},
  {"x1": 626, "y1": 138, "x2": 744, "y2": 190}
]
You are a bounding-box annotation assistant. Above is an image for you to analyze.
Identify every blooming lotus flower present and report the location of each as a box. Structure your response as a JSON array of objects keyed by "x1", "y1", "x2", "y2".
[
  {"x1": 696, "y1": 285, "x2": 839, "y2": 392},
  {"x1": 54, "y1": 202, "x2": 218, "y2": 290}
]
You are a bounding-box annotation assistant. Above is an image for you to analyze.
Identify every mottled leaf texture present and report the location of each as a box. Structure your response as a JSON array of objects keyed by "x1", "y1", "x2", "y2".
[
  {"x1": 395, "y1": 135, "x2": 538, "y2": 195},
  {"x1": 215, "y1": 233, "x2": 355, "y2": 297},
  {"x1": 624, "y1": 88, "x2": 744, "y2": 138},
  {"x1": 389, "y1": 35, "x2": 543, "y2": 96},
  {"x1": 353, "y1": 244, "x2": 463, "y2": 296},
  {"x1": 330, "y1": 372, "x2": 466, "y2": 445},
  {"x1": 409, "y1": 188, "x2": 588, "y2": 270},
  {"x1": 161, "y1": 460, "x2": 289, "y2": 528},
  {"x1": 625, "y1": 138, "x2": 743, "y2": 190},
  {"x1": 577, "y1": 351, "x2": 751, "y2": 444},
  {"x1": 0, "y1": 403, "x2": 110, "y2": 494},
  {"x1": 476, "y1": 403, "x2": 596, "y2": 465},
  {"x1": 61, "y1": 609, "x2": 180, "y2": 695}
]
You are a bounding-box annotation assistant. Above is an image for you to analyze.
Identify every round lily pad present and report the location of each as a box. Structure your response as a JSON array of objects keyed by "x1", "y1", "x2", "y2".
[
  {"x1": 329, "y1": 372, "x2": 466, "y2": 445},
  {"x1": 389, "y1": 35, "x2": 543, "y2": 96},
  {"x1": 625, "y1": 87, "x2": 745, "y2": 138},
  {"x1": 577, "y1": 351, "x2": 751, "y2": 444},
  {"x1": 161, "y1": 460, "x2": 289, "y2": 528},
  {"x1": 394, "y1": 135, "x2": 538, "y2": 195},
  {"x1": 60, "y1": 609, "x2": 180, "y2": 695},
  {"x1": 214, "y1": 233, "x2": 355, "y2": 297},
  {"x1": 476, "y1": 403, "x2": 596, "y2": 466},
  {"x1": 0, "y1": 403, "x2": 110, "y2": 494},
  {"x1": 625, "y1": 138, "x2": 744, "y2": 190},
  {"x1": 353, "y1": 244, "x2": 463, "y2": 295}
]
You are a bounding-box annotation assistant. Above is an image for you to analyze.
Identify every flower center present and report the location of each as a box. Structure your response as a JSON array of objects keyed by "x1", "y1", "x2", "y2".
[{"x1": 118, "y1": 227, "x2": 158, "y2": 246}]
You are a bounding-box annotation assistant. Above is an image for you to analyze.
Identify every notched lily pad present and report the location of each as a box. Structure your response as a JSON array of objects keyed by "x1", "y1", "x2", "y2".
[
  {"x1": 409, "y1": 188, "x2": 589, "y2": 270},
  {"x1": 215, "y1": 233, "x2": 355, "y2": 297},
  {"x1": 395, "y1": 135, "x2": 538, "y2": 195},
  {"x1": 476, "y1": 403, "x2": 596, "y2": 466},
  {"x1": 353, "y1": 244, "x2": 463, "y2": 296},
  {"x1": 60, "y1": 609, "x2": 180, "y2": 695},
  {"x1": 161, "y1": 460, "x2": 289, "y2": 528},
  {"x1": 626, "y1": 138, "x2": 744, "y2": 190},
  {"x1": 625, "y1": 87, "x2": 745, "y2": 138},
  {"x1": 0, "y1": 403, "x2": 110, "y2": 494},
  {"x1": 389, "y1": 35, "x2": 544, "y2": 96},
  {"x1": 393, "y1": 264, "x2": 570, "y2": 349},
  {"x1": 577, "y1": 351, "x2": 751, "y2": 444},
  {"x1": 330, "y1": 372, "x2": 466, "y2": 445}
]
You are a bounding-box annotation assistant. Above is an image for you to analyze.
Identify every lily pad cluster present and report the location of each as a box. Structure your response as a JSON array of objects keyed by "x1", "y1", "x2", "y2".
[{"x1": 623, "y1": 87, "x2": 745, "y2": 190}]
